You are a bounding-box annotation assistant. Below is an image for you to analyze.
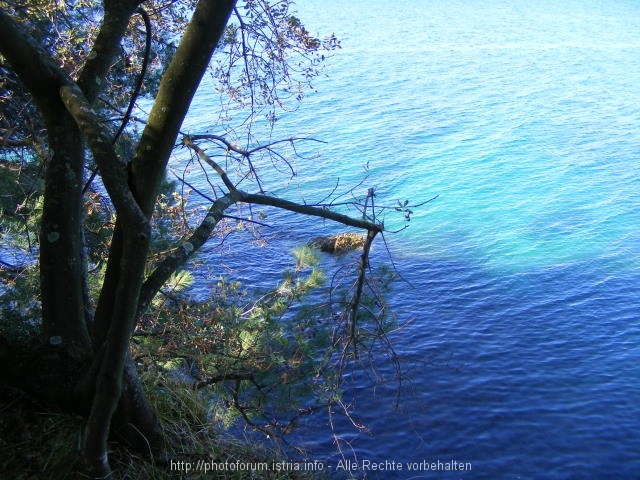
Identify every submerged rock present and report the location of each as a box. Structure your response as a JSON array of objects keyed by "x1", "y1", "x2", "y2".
[{"x1": 309, "y1": 232, "x2": 366, "y2": 254}]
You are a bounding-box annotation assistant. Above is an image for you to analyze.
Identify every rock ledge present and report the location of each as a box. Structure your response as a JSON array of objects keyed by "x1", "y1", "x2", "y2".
[{"x1": 309, "y1": 233, "x2": 365, "y2": 254}]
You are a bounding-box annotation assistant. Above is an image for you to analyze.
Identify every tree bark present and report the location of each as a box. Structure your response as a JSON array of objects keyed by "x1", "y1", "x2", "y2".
[
  {"x1": 60, "y1": 82, "x2": 153, "y2": 477},
  {"x1": 39, "y1": 112, "x2": 91, "y2": 358},
  {"x1": 1, "y1": 5, "x2": 167, "y2": 475},
  {"x1": 69, "y1": 1, "x2": 236, "y2": 475},
  {"x1": 77, "y1": 0, "x2": 144, "y2": 102},
  {"x1": 130, "y1": 0, "x2": 237, "y2": 215},
  {"x1": 0, "y1": 7, "x2": 92, "y2": 358}
]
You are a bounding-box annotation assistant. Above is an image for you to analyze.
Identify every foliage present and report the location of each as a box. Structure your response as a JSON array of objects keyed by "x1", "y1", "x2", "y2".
[
  {"x1": 0, "y1": 160, "x2": 42, "y2": 343},
  {"x1": 0, "y1": 0, "x2": 188, "y2": 152},
  {"x1": 0, "y1": 265, "x2": 41, "y2": 344},
  {"x1": 131, "y1": 243, "x2": 400, "y2": 446},
  {"x1": 134, "y1": 247, "x2": 331, "y2": 434},
  {"x1": 0, "y1": 158, "x2": 41, "y2": 253},
  {"x1": 215, "y1": 0, "x2": 340, "y2": 124}
]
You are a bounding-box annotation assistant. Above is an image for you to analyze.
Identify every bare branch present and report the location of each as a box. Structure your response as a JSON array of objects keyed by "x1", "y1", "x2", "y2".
[
  {"x1": 181, "y1": 133, "x2": 383, "y2": 233},
  {"x1": 77, "y1": 0, "x2": 143, "y2": 102},
  {"x1": 188, "y1": 133, "x2": 250, "y2": 157},
  {"x1": 241, "y1": 192, "x2": 383, "y2": 233},
  {"x1": 171, "y1": 170, "x2": 216, "y2": 203},
  {"x1": 138, "y1": 190, "x2": 243, "y2": 317},
  {"x1": 233, "y1": 6, "x2": 256, "y2": 110},
  {"x1": 138, "y1": 182, "x2": 383, "y2": 318},
  {"x1": 130, "y1": 0, "x2": 236, "y2": 217},
  {"x1": 348, "y1": 229, "x2": 378, "y2": 355},
  {"x1": 0, "y1": 137, "x2": 31, "y2": 148},
  {"x1": 182, "y1": 135, "x2": 237, "y2": 190}
]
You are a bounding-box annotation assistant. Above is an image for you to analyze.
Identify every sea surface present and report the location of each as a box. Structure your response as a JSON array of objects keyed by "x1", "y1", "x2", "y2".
[{"x1": 183, "y1": 1, "x2": 640, "y2": 478}]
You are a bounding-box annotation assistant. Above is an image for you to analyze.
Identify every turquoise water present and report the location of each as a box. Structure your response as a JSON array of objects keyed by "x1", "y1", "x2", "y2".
[
  {"x1": 187, "y1": 1, "x2": 640, "y2": 478},
  {"x1": 279, "y1": 1, "x2": 640, "y2": 273}
]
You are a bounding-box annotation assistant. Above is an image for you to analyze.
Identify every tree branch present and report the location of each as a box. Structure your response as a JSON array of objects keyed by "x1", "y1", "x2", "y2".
[
  {"x1": 181, "y1": 134, "x2": 381, "y2": 231},
  {"x1": 241, "y1": 192, "x2": 383, "y2": 233},
  {"x1": 349, "y1": 228, "x2": 377, "y2": 355},
  {"x1": 135, "y1": 132, "x2": 383, "y2": 313},
  {"x1": 0, "y1": 6, "x2": 93, "y2": 357},
  {"x1": 83, "y1": 6, "x2": 153, "y2": 194},
  {"x1": 0, "y1": 137, "x2": 31, "y2": 148},
  {"x1": 182, "y1": 136, "x2": 237, "y2": 190},
  {"x1": 137, "y1": 190, "x2": 243, "y2": 317},
  {"x1": 77, "y1": 0, "x2": 143, "y2": 102},
  {"x1": 0, "y1": 7, "x2": 69, "y2": 110},
  {"x1": 59, "y1": 84, "x2": 148, "y2": 231},
  {"x1": 137, "y1": 188, "x2": 382, "y2": 316},
  {"x1": 130, "y1": 0, "x2": 237, "y2": 216}
]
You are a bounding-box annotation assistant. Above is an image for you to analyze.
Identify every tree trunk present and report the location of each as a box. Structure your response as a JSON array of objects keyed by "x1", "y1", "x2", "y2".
[
  {"x1": 39, "y1": 110, "x2": 93, "y2": 360},
  {"x1": 112, "y1": 354, "x2": 166, "y2": 457},
  {"x1": 1, "y1": 0, "x2": 236, "y2": 475}
]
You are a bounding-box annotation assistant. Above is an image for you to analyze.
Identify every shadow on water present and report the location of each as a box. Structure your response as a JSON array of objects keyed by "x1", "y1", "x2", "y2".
[{"x1": 280, "y1": 248, "x2": 640, "y2": 479}]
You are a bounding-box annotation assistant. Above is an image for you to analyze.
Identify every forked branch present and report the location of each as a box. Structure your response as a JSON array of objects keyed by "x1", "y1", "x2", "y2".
[{"x1": 141, "y1": 135, "x2": 384, "y2": 323}]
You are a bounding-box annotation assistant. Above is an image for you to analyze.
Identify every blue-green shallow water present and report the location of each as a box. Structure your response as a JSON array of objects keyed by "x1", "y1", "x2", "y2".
[{"x1": 185, "y1": 0, "x2": 640, "y2": 477}]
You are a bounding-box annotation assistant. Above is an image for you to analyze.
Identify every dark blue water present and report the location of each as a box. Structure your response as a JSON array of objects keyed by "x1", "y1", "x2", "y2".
[
  {"x1": 308, "y1": 257, "x2": 640, "y2": 479},
  {"x1": 182, "y1": 0, "x2": 640, "y2": 477}
]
